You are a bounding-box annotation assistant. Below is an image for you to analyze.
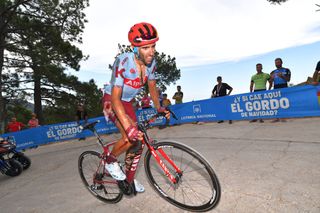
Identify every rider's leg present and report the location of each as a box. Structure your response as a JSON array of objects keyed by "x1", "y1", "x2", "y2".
[{"x1": 109, "y1": 118, "x2": 135, "y2": 157}]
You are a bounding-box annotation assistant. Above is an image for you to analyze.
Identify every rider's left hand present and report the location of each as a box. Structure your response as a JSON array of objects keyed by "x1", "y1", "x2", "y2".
[{"x1": 157, "y1": 107, "x2": 170, "y2": 120}]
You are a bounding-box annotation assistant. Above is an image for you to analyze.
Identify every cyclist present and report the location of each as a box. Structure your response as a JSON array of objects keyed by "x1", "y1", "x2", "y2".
[{"x1": 102, "y1": 22, "x2": 169, "y2": 192}]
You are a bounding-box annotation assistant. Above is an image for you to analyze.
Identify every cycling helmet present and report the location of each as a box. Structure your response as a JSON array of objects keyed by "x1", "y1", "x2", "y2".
[{"x1": 128, "y1": 22, "x2": 159, "y2": 47}]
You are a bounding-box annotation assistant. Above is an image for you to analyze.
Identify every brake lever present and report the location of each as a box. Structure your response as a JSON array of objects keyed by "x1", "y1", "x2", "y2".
[{"x1": 166, "y1": 107, "x2": 178, "y2": 120}]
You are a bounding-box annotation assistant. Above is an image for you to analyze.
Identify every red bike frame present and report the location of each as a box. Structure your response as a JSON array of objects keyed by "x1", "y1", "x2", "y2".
[{"x1": 91, "y1": 127, "x2": 182, "y2": 186}]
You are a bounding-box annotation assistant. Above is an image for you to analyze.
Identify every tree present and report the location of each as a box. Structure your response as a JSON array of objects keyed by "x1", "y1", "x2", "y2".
[
  {"x1": 110, "y1": 44, "x2": 181, "y2": 93},
  {"x1": 267, "y1": 1, "x2": 320, "y2": 11},
  {"x1": 0, "y1": 0, "x2": 89, "y2": 131},
  {"x1": 267, "y1": 0, "x2": 288, "y2": 4}
]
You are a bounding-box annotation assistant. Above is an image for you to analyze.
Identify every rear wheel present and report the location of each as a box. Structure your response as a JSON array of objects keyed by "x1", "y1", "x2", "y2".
[
  {"x1": 5, "y1": 159, "x2": 23, "y2": 177},
  {"x1": 78, "y1": 150, "x2": 123, "y2": 203},
  {"x1": 144, "y1": 141, "x2": 221, "y2": 212}
]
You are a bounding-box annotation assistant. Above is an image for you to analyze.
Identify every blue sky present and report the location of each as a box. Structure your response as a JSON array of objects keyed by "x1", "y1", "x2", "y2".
[{"x1": 73, "y1": 0, "x2": 320, "y2": 102}]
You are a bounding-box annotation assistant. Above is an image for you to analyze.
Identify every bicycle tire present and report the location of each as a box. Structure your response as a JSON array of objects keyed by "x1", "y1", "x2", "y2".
[
  {"x1": 5, "y1": 159, "x2": 23, "y2": 177},
  {"x1": 144, "y1": 141, "x2": 221, "y2": 212},
  {"x1": 13, "y1": 153, "x2": 31, "y2": 170},
  {"x1": 78, "y1": 150, "x2": 123, "y2": 203}
]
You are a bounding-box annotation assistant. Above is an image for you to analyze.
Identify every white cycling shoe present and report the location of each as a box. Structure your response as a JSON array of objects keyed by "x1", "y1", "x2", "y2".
[
  {"x1": 105, "y1": 162, "x2": 126, "y2": 181},
  {"x1": 134, "y1": 179, "x2": 145, "y2": 193}
]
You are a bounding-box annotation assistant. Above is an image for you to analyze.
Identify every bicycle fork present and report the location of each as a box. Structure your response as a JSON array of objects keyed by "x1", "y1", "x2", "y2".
[{"x1": 145, "y1": 142, "x2": 183, "y2": 184}]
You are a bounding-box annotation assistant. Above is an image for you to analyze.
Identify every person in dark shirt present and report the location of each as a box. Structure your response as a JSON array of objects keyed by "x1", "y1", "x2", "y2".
[
  {"x1": 212, "y1": 76, "x2": 233, "y2": 98},
  {"x1": 172, "y1": 85, "x2": 183, "y2": 104},
  {"x1": 76, "y1": 104, "x2": 88, "y2": 140},
  {"x1": 211, "y1": 76, "x2": 233, "y2": 124}
]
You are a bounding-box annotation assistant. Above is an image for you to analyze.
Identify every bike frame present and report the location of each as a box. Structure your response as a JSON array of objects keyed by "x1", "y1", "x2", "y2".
[{"x1": 88, "y1": 118, "x2": 182, "y2": 186}]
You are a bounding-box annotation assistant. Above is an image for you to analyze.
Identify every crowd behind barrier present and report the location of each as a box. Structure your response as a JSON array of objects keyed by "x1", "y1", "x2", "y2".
[{"x1": 1, "y1": 85, "x2": 319, "y2": 150}]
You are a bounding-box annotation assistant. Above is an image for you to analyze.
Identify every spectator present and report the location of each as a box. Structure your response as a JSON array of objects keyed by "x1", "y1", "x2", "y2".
[
  {"x1": 28, "y1": 113, "x2": 39, "y2": 128},
  {"x1": 212, "y1": 76, "x2": 233, "y2": 124},
  {"x1": 269, "y1": 58, "x2": 291, "y2": 122},
  {"x1": 162, "y1": 94, "x2": 172, "y2": 107},
  {"x1": 250, "y1": 63, "x2": 271, "y2": 123},
  {"x1": 312, "y1": 60, "x2": 320, "y2": 85},
  {"x1": 76, "y1": 104, "x2": 88, "y2": 140},
  {"x1": 6, "y1": 117, "x2": 25, "y2": 132},
  {"x1": 141, "y1": 93, "x2": 152, "y2": 109},
  {"x1": 172, "y1": 85, "x2": 183, "y2": 104},
  {"x1": 269, "y1": 58, "x2": 291, "y2": 90}
]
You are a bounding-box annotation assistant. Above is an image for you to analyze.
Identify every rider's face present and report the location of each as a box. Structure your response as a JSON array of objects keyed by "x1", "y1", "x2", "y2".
[{"x1": 138, "y1": 43, "x2": 156, "y2": 65}]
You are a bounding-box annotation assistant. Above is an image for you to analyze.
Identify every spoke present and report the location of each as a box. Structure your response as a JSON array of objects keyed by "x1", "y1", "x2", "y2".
[
  {"x1": 180, "y1": 186, "x2": 196, "y2": 205},
  {"x1": 182, "y1": 166, "x2": 207, "y2": 174},
  {"x1": 179, "y1": 150, "x2": 184, "y2": 171},
  {"x1": 169, "y1": 147, "x2": 176, "y2": 167},
  {"x1": 183, "y1": 179, "x2": 212, "y2": 202},
  {"x1": 182, "y1": 156, "x2": 196, "y2": 173}
]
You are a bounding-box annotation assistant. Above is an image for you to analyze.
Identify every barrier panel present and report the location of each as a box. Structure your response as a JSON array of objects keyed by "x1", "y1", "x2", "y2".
[
  {"x1": 169, "y1": 85, "x2": 320, "y2": 124},
  {"x1": 1, "y1": 85, "x2": 319, "y2": 150}
]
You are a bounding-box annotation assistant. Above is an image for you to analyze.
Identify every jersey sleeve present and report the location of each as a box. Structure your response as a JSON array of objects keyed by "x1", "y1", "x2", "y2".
[
  {"x1": 251, "y1": 75, "x2": 255, "y2": 82},
  {"x1": 212, "y1": 85, "x2": 217, "y2": 94},
  {"x1": 110, "y1": 57, "x2": 125, "y2": 87},
  {"x1": 225, "y1": 83, "x2": 233, "y2": 90},
  {"x1": 285, "y1": 68, "x2": 291, "y2": 78},
  {"x1": 266, "y1": 73, "x2": 271, "y2": 80}
]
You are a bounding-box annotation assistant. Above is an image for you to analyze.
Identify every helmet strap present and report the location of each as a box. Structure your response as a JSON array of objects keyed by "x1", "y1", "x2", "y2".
[{"x1": 133, "y1": 47, "x2": 141, "y2": 60}]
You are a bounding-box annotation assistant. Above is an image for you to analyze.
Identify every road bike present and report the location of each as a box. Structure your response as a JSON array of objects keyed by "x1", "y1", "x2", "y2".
[{"x1": 78, "y1": 110, "x2": 221, "y2": 212}]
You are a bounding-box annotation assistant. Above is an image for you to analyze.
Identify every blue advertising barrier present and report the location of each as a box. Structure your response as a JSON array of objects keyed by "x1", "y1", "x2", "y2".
[
  {"x1": 169, "y1": 85, "x2": 320, "y2": 124},
  {"x1": 1, "y1": 85, "x2": 319, "y2": 150}
]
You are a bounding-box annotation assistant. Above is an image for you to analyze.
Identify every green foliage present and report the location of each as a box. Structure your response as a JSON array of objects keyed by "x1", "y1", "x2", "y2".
[
  {"x1": 267, "y1": 0, "x2": 288, "y2": 4},
  {"x1": 42, "y1": 78, "x2": 103, "y2": 124},
  {"x1": 0, "y1": 0, "x2": 93, "y2": 128}
]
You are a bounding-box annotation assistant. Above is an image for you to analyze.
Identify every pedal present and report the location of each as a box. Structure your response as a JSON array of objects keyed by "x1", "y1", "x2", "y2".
[
  {"x1": 90, "y1": 184, "x2": 104, "y2": 191},
  {"x1": 117, "y1": 180, "x2": 133, "y2": 196}
]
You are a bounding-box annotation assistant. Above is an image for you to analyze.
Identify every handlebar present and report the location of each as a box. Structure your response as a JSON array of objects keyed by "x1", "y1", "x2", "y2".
[{"x1": 80, "y1": 108, "x2": 178, "y2": 132}]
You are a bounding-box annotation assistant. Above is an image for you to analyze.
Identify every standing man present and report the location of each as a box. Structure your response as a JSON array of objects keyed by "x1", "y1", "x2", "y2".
[
  {"x1": 269, "y1": 58, "x2": 291, "y2": 122},
  {"x1": 269, "y1": 58, "x2": 291, "y2": 90},
  {"x1": 172, "y1": 85, "x2": 183, "y2": 104},
  {"x1": 76, "y1": 104, "x2": 88, "y2": 140},
  {"x1": 312, "y1": 60, "x2": 320, "y2": 85},
  {"x1": 250, "y1": 63, "x2": 271, "y2": 123},
  {"x1": 212, "y1": 76, "x2": 233, "y2": 124}
]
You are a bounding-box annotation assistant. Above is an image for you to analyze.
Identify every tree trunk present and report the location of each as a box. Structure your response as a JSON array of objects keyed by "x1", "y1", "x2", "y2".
[
  {"x1": 33, "y1": 69, "x2": 44, "y2": 124},
  {"x1": 0, "y1": 8, "x2": 6, "y2": 133}
]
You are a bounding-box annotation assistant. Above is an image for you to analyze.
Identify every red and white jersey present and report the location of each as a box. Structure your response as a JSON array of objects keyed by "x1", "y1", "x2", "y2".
[{"x1": 104, "y1": 52, "x2": 156, "y2": 102}]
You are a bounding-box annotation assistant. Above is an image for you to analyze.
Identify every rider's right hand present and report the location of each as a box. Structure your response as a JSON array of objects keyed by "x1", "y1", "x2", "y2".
[{"x1": 125, "y1": 125, "x2": 142, "y2": 142}]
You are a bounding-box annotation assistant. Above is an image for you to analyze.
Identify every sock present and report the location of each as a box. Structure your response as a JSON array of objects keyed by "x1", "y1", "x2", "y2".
[{"x1": 106, "y1": 154, "x2": 117, "y2": 164}]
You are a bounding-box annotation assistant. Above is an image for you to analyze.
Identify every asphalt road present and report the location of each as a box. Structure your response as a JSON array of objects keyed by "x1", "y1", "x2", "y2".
[{"x1": 0, "y1": 118, "x2": 319, "y2": 213}]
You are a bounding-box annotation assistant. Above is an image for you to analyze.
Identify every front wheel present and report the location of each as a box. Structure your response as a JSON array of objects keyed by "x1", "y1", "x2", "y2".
[
  {"x1": 13, "y1": 153, "x2": 31, "y2": 170},
  {"x1": 78, "y1": 150, "x2": 123, "y2": 203},
  {"x1": 144, "y1": 141, "x2": 221, "y2": 212}
]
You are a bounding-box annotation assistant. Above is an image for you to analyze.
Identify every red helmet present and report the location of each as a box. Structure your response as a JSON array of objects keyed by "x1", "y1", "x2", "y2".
[{"x1": 128, "y1": 22, "x2": 159, "y2": 47}]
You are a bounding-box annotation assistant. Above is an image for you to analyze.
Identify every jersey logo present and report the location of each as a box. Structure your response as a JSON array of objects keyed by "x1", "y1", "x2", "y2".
[
  {"x1": 115, "y1": 67, "x2": 125, "y2": 78},
  {"x1": 130, "y1": 68, "x2": 136, "y2": 74},
  {"x1": 121, "y1": 57, "x2": 128, "y2": 66},
  {"x1": 124, "y1": 77, "x2": 147, "y2": 89}
]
